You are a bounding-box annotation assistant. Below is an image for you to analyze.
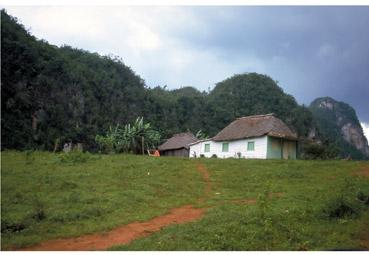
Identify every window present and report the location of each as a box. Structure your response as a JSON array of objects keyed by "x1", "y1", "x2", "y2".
[
  {"x1": 204, "y1": 143, "x2": 210, "y2": 153},
  {"x1": 222, "y1": 142, "x2": 229, "y2": 152},
  {"x1": 247, "y1": 141, "x2": 255, "y2": 151}
]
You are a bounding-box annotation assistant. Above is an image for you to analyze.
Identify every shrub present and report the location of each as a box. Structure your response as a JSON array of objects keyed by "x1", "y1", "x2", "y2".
[
  {"x1": 357, "y1": 191, "x2": 369, "y2": 205},
  {"x1": 58, "y1": 150, "x2": 91, "y2": 164},
  {"x1": 324, "y1": 198, "x2": 358, "y2": 219},
  {"x1": 211, "y1": 154, "x2": 218, "y2": 158},
  {"x1": 24, "y1": 150, "x2": 35, "y2": 165},
  {"x1": 1, "y1": 219, "x2": 26, "y2": 233}
]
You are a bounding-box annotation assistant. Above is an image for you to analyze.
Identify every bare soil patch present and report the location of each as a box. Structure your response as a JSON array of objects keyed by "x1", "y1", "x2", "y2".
[
  {"x1": 231, "y1": 199, "x2": 257, "y2": 205},
  {"x1": 268, "y1": 192, "x2": 285, "y2": 198},
  {"x1": 359, "y1": 223, "x2": 369, "y2": 250}
]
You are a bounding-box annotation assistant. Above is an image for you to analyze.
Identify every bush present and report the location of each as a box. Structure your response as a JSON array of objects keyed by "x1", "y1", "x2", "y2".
[
  {"x1": 211, "y1": 154, "x2": 218, "y2": 158},
  {"x1": 58, "y1": 150, "x2": 91, "y2": 164},
  {"x1": 357, "y1": 191, "x2": 369, "y2": 205},
  {"x1": 301, "y1": 139, "x2": 340, "y2": 160},
  {"x1": 324, "y1": 197, "x2": 358, "y2": 219},
  {"x1": 322, "y1": 179, "x2": 364, "y2": 219},
  {"x1": 1, "y1": 219, "x2": 27, "y2": 233}
]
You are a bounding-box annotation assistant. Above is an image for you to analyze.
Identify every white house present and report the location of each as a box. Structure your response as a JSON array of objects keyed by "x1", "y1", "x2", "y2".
[{"x1": 189, "y1": 114, "x2": 298, "y2": 159}]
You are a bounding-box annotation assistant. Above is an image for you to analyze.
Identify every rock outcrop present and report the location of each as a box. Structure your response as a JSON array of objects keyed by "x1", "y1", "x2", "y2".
[{"x1": 310, "y1": 97, "x2": 369, "y2": 159}]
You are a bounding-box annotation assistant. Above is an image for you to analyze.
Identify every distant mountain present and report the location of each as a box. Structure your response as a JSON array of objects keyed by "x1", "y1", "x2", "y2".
[{"x1": 310, "y1": 97, "x2": 369, "y2": 159}]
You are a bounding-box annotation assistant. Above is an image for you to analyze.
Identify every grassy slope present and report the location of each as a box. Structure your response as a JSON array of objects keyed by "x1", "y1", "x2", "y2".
[
  {"x1": 112, "y1": 159, "x2": 369, "y2": 251},
  {"x1": 1, "y1": 151, "x2": 203, "y2": 249},
  {"x1": 1, "y1": 152, "x2": 368, "y2": 250}
]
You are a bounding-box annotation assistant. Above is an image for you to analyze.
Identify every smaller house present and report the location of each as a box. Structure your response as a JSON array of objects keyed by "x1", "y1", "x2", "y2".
[
  {"x1": 189, "y1": 114, "x2": 298, "y2": 159},
  {"x1": 158, "y1": 132, "x2": 199, "y2": 157}
]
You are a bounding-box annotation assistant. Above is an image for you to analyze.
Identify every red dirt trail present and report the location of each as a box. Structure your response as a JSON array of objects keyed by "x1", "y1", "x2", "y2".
[
  {"x1": 196, "y1": 163, "x2": 212, "y2": 203},
  {"x1": 18, "y1": 163, "x2": 211, "y2": 251}
]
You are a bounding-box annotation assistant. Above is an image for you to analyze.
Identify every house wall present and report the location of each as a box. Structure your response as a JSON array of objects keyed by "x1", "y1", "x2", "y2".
[
  {"x1": 189, "y1": 136, "x2": 268, "y2": 159},
  {"x1": 266, "y1": 136, "x2": 296, "y2": 159},
  {"x1": 161, "y1": 148, "x2": 189, "y2": 157}
]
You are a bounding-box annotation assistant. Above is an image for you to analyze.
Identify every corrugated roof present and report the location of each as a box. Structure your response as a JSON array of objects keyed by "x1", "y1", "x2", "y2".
[
  {"x1": 158, "y1": 132, "x2": 199, "y2": 151},
  {"x1": 212, "y1": 114, "x2": 298, "y2": 141}
]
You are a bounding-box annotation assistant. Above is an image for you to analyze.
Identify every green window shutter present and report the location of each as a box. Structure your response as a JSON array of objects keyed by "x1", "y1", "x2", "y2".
[
  {"x1": 222, "y1": 142, "x2": 229, "y2": 152},
  {"x1": 204, "y1": 144, "x2": 210, "y2": 152},
  {"x1": 247, "y1": 141, "x2": 255, "y2": 151}
]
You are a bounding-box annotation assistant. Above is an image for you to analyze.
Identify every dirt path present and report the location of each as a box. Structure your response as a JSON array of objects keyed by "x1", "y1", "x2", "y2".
[
  {"x1": 19, "y1": 163, "x2": 212, "y2": 251},
  {"x1": 196, "y1": 163, "x2": 212, "y2": 203}
]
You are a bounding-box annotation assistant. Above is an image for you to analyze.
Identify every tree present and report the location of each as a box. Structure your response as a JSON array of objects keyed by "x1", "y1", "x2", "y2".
[{"x1": 95, "y1": 117, "x2": 161, "y2": 154}]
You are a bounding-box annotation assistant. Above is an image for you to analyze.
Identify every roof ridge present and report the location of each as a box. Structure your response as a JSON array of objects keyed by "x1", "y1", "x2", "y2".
[
  {"x1": 236, "y1": 113, "x2": 275, "y2": 120},
  {"x1": 173, "y1": 132, "x2": 194, "y2": 137}
]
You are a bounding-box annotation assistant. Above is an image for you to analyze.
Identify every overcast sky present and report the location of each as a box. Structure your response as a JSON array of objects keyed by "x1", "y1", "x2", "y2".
[{"x1": 4, "y1": 6, "x2": 369, "y2": 133}]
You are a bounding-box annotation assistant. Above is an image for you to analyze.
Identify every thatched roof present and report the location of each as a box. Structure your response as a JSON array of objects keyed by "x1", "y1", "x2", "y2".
[
  {"x1": 158, "y1": 132, "x2": 199, "y2": 151},
  {"x1": 212, "y1": 114, "x2": 297, "y2": 141}
]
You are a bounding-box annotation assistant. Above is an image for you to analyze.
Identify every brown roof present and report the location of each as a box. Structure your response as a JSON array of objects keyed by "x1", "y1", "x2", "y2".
[
  {"x1": 212, "y1": 114, "x2": 298, "y2": 141},
  {"x1": 158, "y1": 132, "x2": 199, "y2": 151}
]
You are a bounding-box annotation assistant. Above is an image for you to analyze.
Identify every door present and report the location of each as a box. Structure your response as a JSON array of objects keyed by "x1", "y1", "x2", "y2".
[{"x1": 282, "y1": 141, "x2": 289, "y2": 159}]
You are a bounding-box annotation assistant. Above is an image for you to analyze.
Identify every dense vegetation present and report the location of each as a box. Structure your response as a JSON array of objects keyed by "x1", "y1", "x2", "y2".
[
  {"x1": 2, "y1": 151, "x2": 369, "y2": 250},
  {"x1": 1, "y1": 10, "x2": 311, "y2": 151},
  {"x1": 1, "y1": 10, "x2": 148, "y2": 151}
]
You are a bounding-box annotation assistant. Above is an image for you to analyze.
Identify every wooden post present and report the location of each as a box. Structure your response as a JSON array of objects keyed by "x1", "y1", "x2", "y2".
[{"x1": 142, "y1": 136, "x2": 144, "y2": 155}]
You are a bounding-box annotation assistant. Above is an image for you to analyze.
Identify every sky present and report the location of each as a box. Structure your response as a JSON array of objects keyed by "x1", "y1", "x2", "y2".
[{"x1": 3, "y1": 6, "x2": 369, "y2": 137}]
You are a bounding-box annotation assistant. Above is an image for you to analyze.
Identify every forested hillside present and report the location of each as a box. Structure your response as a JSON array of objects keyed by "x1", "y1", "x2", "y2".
[
  {"x1": 1, "y1": 9, "x2": 367, "y2": 159},
  {"x1": 1, "y1": 10, "x2": 147, "y2": 150}
]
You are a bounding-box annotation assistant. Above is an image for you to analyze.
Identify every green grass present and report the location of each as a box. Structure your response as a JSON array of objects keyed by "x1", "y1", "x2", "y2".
[
  {"x1": 1, "y1": 151, "x2": 203, "y2": 249},
  {"x1": 2, "y1": 151, "x2": 369, "y2": 250},
  {"x1": 111, "y1": 158, "x2": 369, "y2": 251}
]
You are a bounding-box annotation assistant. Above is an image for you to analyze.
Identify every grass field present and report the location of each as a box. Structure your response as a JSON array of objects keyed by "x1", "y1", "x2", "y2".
[{"x1": 2, "y1": 151, "x2": 369, "y2": 250}]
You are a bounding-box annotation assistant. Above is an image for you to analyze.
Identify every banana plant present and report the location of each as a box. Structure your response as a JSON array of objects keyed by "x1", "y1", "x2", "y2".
[{"x1": 95, "y1": 117, "x2": 161, "y2": 154}]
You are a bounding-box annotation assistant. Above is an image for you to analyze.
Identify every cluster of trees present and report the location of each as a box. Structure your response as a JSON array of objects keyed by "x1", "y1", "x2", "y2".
[
  {"x1": 2, "y1": 10, "x2": 366, "y2": 159},
  {"x1": 95, "y1": 117, "x2": 161, "y2": 154}
]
